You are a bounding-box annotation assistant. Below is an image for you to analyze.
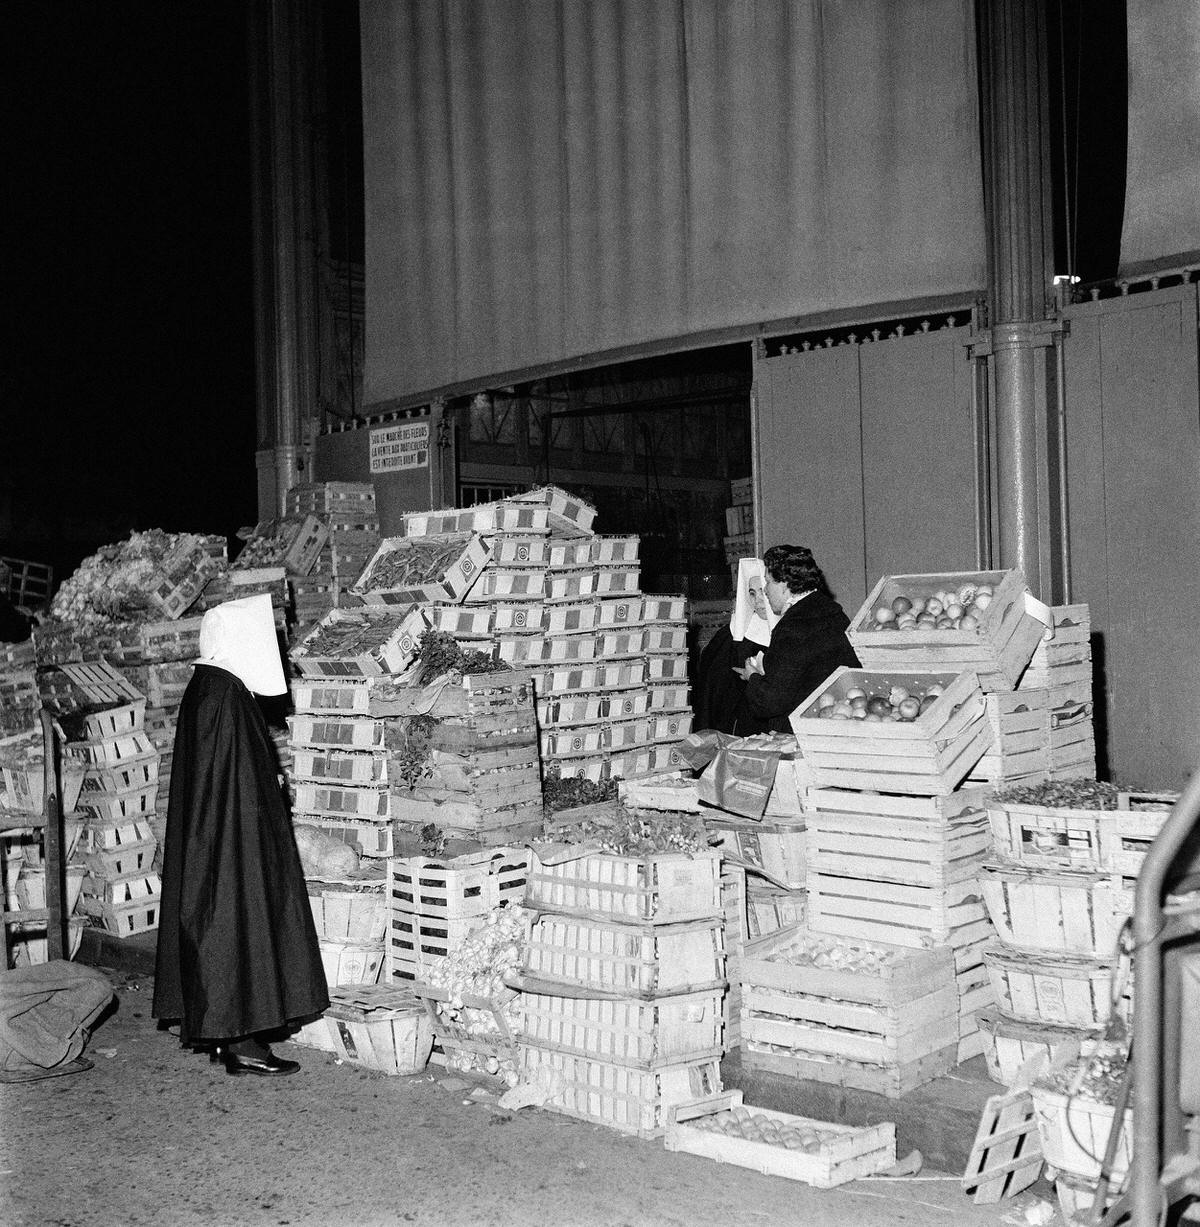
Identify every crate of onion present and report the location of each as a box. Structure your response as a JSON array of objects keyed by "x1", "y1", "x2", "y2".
[
  {"x1": 788, "y1": 668, "x2": 992, "y2": 795},
  {"x1": 848, "y1": 569, "x2": 1051, "y2": 692}
]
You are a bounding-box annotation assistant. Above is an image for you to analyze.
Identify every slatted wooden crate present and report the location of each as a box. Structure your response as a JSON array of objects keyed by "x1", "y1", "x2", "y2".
[
  {"x1": 593, "y1": 568, "x2": 641, "y2": 596},
  {"x1": 591, "y1": 597, "x2": 641, "y2": 632},
  {"x1": 287, "y1": 713, "x2": 386, "y2": 751},
  {"x1": 1048, "y1": 737, "x2": 1097, "y2": 780},
  {"x1": 544, "y1": 600, "x2": 597, "y2": 635},
  {"x1": 121, "y1": 661, "x2": 193, "y2": 709},
  {"x1": 790, "y1": 668, "x2": 991, "y2": 795},
  {"x1": 708, "y1": 815, "x2": 808, "y2": 891},
  {"x1": 526, "y1": 849, "x2": 722, "y2": 925},
  {"x1": 1025, "y1": 604, "x2": 1090, "y2": 670},
  {"x1": 491, "y1": 535, "x2": 553, "y2": 567},
  {"x1": 402, "y1": 501, "x2": 549, "y2": 538},
  {"x1": 510, "y1": 484, "x2": 596, "y2": 536},
  {"x1": 538, "y1": 689, "x2": 651, "y2": 726},
  {"x1": 289, "y1": 676, "x2": 374, "y2": 715},
  {"x1": 642, "y1": 594, "x2": 687, "y2": 623},
  {"x1": 734, "y1": 926, "x2": 959, "y2": 1099},
  {"x1": 723, "y1": 866, "x2": 746, "y2": 1050},
  {"x1": 644, "y1": 626, "x2": 689, "y2": 655},
  {"x1": 647, "y1": 655, "x2": 689, "y2": 682},
  {"x1": 520, "y1": 915, "x2": 725, "y2": 998},
  {"x1": 77, "y1": 778, "x2": 158, "y2": 823},
  {"x1": 285, "y1": 480, "x2": 376, "y2": 516},
  {"x1": 292, "y1": 782, "x2": 390, "y2": 819},
  {"x1": 987, "y1": 790, "x2": 1176, "y2": 876},
  {"x1": 69, "y1": 730, "x2": 157, "y2": 767},
  {"x1": 78, "y1": 825, "x2": 157, "y2": 878},
  {"x1": 648, "y1": 683, "x2": 690, "y2": 712},
  {"x1": 291, "y1": 606, "x2": 428, "y2": 678},
  {"x1": 427, "y1": 604, "x2": 494, "y2": 639},
  {"x1": 291, "y1": 748, "x2": 387, "y2": 786},
  {"x1": 805, "y1": 787, "x2": 991, "y2": 947},
  {"x1": 410, "y1": 981, "x2": 520, "y2": 1071},
  {"x1": 595, "y1": 628, "x2": 645, "y2": 657},
  {"x1": 975, "y1": 1008, "x2": 1093, "y2": 1087},
  {"x1": 665, "y1": 1091, "x2": 896, "y2": 1189},
  {"x1": 318, "y1": 936, "x2": 385, "y2": 986},
  {"x1": 543, "y1": 569, "x2": 594, "y2": 601},
  {"x1": 546, "y1": 539, "x2": 592, "y2": 568},
  {"x1": 309, "y1": 984, "x2": 434, "y2": 1075},
  {"x1": 388, "y1": 909, "x2": 488, "y2": 980},
  {"x1": 611, "y1": 744, "x2": 682, "y2": 780},
  {"x1": 517, "y1": 1045, "x2": 721, "y2": 1138},
  {"x1": 300, "y1": 813, "x2": 395, "y2": 859},
  {"x1": 388, "y1": 848, "x2": 529, "y2": 920},
  {"x1": 79, "y1": 870, "x2": 161, "y2": 936},
  {"x1": 848, "y1": 568, "x2": 1051, "y2": 692},
  {"x1": 465, "y1": 567, "x2": 546, "y2": 603},
  {"x1": 746, "y1": 883, "x2": 806, "y2": 938},
  {"x1": 980, "y1": 862, "x2": 1133, "y2": 958},
  {"x1": 982, "y1": 943, "x2": 1130, "y2": 1029},
  {"x1": 79, "y1": 699, "x2": 146, "y2": 740},
  {"x1": 590, "y1": 535, "x2": 639, "y2": 565},
  {"x1": 147, "y1": 535, "x2": 222, "y2": 619},
  {"x1": 492, "y1": 601, "x2": 545, "y2": 633},
  {"x1": 237, "y1": 514, "x2": 329, "y2": 576},
  {"x1": 306, "y1": 872, "x2": 389, "y2": 944},
  {"x1": 536, "y1": 661, "x2": 647, "y2": 696},
  {"x1": 1031, "y1": 1078, "x2": 1132, "y2": 1183},
  {"x1": 965, "y1": 690, "x2": 1051, "y2": 786},
  {"x1": 961, "y1": 1086, "x2": 1044, "y2": 1204},
  {"x1": 519, "y1": 989, "x2": 723, "y2": 1068}
]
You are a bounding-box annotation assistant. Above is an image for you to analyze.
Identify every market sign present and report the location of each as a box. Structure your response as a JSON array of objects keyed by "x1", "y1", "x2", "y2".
[{"x1": 369, "y1": 421, "x2": 429, "y2": 473}]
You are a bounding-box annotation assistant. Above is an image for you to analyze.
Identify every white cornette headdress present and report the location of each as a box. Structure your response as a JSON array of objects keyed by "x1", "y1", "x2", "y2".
[
  {"x1": 196, "y1": 593, "x2": 287, "y2": 696},
  {"x1": 729, "y1": 557, "x2": 779, "y2": 645}
]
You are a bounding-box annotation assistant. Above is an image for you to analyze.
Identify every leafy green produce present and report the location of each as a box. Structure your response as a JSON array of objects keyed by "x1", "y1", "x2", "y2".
[
  {"x1": 992, "y1": 778, "x2": 1123, "y2": 809},
  {"x1": 542, "y1": 775, "x2": 618, "y2": 813}
]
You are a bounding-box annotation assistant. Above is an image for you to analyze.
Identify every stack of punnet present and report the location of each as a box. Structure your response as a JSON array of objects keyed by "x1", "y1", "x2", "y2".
[
  {"x1": 1018, "y1": 604, "x2": 1096, "y2": 779},
  {"x1": 68, "y1": 695, "x2": 164, "y2": 940},
  {"x1": 772, "y1": 568, "x2": 1052, "y2": 1090},
  {"x1": 0, "y1": 728, "x2": 88, "y2": 965},
  {"x1": 287, "y1": 608, "x2": 427, "y2": 860},
  {"x1": 284, "y1": 481, "x2": 381, "y2": 632},
  {"x1": 393, "y1": 487, "x2": 695, "y2": 786},
  {"x1": 511, "y1": 810, "x2": 726, "y2": 1136},
  {"x1": 976, "y1": 778, "x2": 1175, "y2": 1087}
]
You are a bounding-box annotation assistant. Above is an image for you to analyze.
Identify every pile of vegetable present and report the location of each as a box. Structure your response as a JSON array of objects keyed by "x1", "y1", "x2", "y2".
[
  {"x1": 233, "y1": 516, "x2": 312, "y2": 570},
  {"x1": 415, "y1": 630, "x2": 507, "y2": 682},
  {"x1": 50, "y1": 530, "x2": 223, "y2": 625},
  {"x1": 391, "y1": 713, "x2": 439, "y2": 790},
  {"x1": 293, "y1": 823, "x2": 362, "y2": 878},
  {"x1": 356, "y1": 536, "x2": 476, "y2": 593},
  {"x1": 422, "y1": 903, "x2": 531, "y2": 1085},
  {"x1": 294, "y1": 609, "x2": 413, "y2": 660},
  {"x1": 543, "y1": 803, "x2": 709, "y2": 856},
  {"x1": 992, "y1": 779, "x2": 1123, "y2": 810},
  {"x1": 685, "y1": 1105, "x2": 841, "y2": 1154},
  {"x1": 1037, "y1": 1040, "x2": 1129, "y2": 1106},
  {"x1": 542, "y1": 775, "x2": 618, "y2": 813}
]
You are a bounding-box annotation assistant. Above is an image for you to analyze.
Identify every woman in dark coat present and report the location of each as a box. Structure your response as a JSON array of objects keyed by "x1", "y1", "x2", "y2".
[
  {"x1": 732, "y1": 544, "x2": 860, "y2": 735},
  {"x1": 152, "y1": 594, "x2": 327, "y2": 1076}
]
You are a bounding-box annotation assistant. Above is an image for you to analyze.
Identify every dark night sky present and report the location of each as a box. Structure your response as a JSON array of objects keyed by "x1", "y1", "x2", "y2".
[
  {"x1": 3, "y1": 2, "x2": 1126, "y2": 588},
  {"x1": 6, "y1": 2, "x2": 257, "y2": 580}
]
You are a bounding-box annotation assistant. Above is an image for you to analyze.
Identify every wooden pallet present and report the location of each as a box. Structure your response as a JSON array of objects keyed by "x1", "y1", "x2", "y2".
[{"x1": 961, "y1": 1086, "x2": 1044, "y2": 1203}]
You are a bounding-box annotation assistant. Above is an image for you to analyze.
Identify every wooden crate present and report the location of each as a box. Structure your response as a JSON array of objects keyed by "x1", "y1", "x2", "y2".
[
  {"x1": 981, "y1": 943, "x2": 1130, "y2": 1029},
  {"x1": 723, "y1": 867, "x2": 746, "y2": 1051},
  {"x1": 80, "y1": 834, "x2": 157, "y2": 879},
  {"x1": 410, "y1": 981, "x2": 519, "y2": 1070},
  {"x1": 493, "y1": 602, "x2": 545, "y2": 633},
  {"x1": 78, "y1": 871, "x2": 161, "y2": 937},
  {"x1": 542, "y1": 598, "x2": 598, "y2": 635},
  {"x1": 964, "y1": 690, "x2": 1051, "y2": 786},
  {"x1": 318, "y1": 936, "x2": 385, "y2": 987},
  {"x1": 590, "y1": 535, "x2": 639, "y2": 565},
  {"x1": 388, "y1": 848, "x2": 529, "y2": 920},
  {"x1": 147, "y1": 536, "x2": 221, "y2": 620},
  {"x1": 593, "y1": 597, "x2": 642, "y2": 631},
  {"x1": 287, "y1": 713, "x2": 385, "y2": 751},
  {"x1": 520, "y1": 915, "x2": 725, "y2": 998},
  {"x1": 961, "y1": 1086, "x2": 1044, "y2": 1203},
  {"x1": 746, "y1": 884, "x2": 807, "y2": 938},
  {"x1": 291, "y1": 748, "x2": 387, "y2": 786},
  {"x1": 644, "y1": 626, "x2": 688, "y2": 655},
  {"x1": 491, "y1": 535, "x2": 552, "y2": 567},
  {"x1": 292, "y1": 782, "x2": 390, "y2": 819},
  {"x1": 535, "y1": 661, "x2": 646, "y2": 695},
  {"x1": 647, "y1": 655, "x2": 689, "y2": 682},
  {"x1": 987, "y1": 790, "x2": 1176, "y2": 876},
  {"x1": 525, "y1": 849, "x2": 721, "y2": 925},
  {"x1": 426, "y1": 604, "x2": 495, "y2": 640},
  {"x1": 543, "y1": 569, "x2": 594, "y2": 601},
  {"x1": 980, "y1": 862, "x2": 1133, "y2": 958},
  {"x1": 593, "y1": 568, "x2": 641, "y2": 596},
  {"x1": 388, "y1": 909, "x2": 487, "y2": 979},
  {"x1": 805, "y1": 787, "x2": 991, "y2": 947},
  {"x1": 734, "y1": 925, "x2": 958, "y2": 1098},
  {"x1": 594, "y1": 628, "x2": 645, "y2": 658},
  {"x1": 291, "y1": 606, "x2": 427, "y2": 678},
  {"x1": 665, "y1": 1091, "x2": 896, "y2": 1188},
  {"x1": 316, "y1": 984, "x2": 434, "y2": 1075},
  {"x1": 789, "y1": 668, "x2": 991, "y2": 796},
  {"x1": 708, "y1": 816, "x2": 808, "y2": 891},
  {"x1": 289, "y1": 677, "x2": 374, "y2": 716},
  {"x1": 509, "y1": 485, "x2": 596, "y2": 536},
  {"x1": 648, "y1": 683, "x2": 690, "y2": 712},
  {"x1": 848, "y1": 568, "x2": 1050, "y2": 692},
  {"x1": 301, "y1": 814, "x2": 394, "y2": 859},
  {"x1": 69, "y1": 730, "x2": 157, "y2": 767},
  {"x1": 77, "y1": 779, "x2": 158, "y2": 824},
  {"x1": 306, "y1": 873, "x2": 389, "y2": 943},
  {"x1": 517, "y1": 1045, "x2": 721, "y2": 1138},
  {"x1": 1030, "y1": 1083, "x2": 1131, "y2": 1183},
  {"x1": 519, "y1": 989, "x2": 723, "y2": 1068},
  {"x1": 466, "y1": 567, "x2": 546, "y2": 603},
  {"x1": 79, "y1": 699, "x2": 146, "y2": 740},
  {"x1": 642, "y1": 594, "x2": 687, "y2": 623},
  {"x1": 402, "y1": 501, "x2": 549, "y2": 539},
  {"x1": 1025, "y1": 604, "x2": 1090, "y2": 671},
  {"x1": 975, "y1": 1008, "x2": 1093, "y2": 1087},
  {"x1": 538, "y1": 689, "x2": 651, "y2": 727}
]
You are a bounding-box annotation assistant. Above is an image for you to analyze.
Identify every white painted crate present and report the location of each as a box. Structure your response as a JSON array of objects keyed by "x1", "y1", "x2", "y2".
[
  {"x1": 289, "y1": 677, "x2": 374, "y2": 716},
  {"x1": 544, "y1": 600, "x2": 597, "y2": 635},
  {"x1": 287, "y1": 714, "x2": 385, "y2": 752},
  {"x1": 291, "y1": 748, "x2": 387, "y2": 786}
]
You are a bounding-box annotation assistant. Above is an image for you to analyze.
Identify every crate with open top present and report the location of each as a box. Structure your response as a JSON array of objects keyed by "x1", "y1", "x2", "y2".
[
  {"x1": 789, "y1": 667, "x2": 992, "y2": 795},
  {"x1": 665, "y1": 1090, "x2": 897, "y2": 1188},
  {"x1": 290, "y1": 676, "x2": 374, "y2": 716},
  {"x1": 305, "y1": 984, "x2": 433, "y2": 1076},
  {"x1": 986, "y1": 780, "x2": 1177, "y2": 875},
  {"x1": 525, "y1": 846, "x2": 721, "y2": 925},
  {"x1": 291, "y1": 606, "x2": 428, "y2": 678},
  {"x1": 305, "y1": 868, "x2": 389, "y2": 944},
  {"x1": 849, "y1": 568, "x2": 1052, "y2": 692},
  {"x1": 388, "y1": 847, "x2": 529, "y2": 923},
  {"x1": 352, "y1": 532, "x2": 491, "y2": 606},
  {"x1": 981, "y1": 942, "x2": 1131, "y2": 1030}
]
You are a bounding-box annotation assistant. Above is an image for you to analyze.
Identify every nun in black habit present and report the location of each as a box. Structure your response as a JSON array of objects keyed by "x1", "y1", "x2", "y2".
[{"x1": 152, "y1": 593, "x2": 327, "y2": 1076}]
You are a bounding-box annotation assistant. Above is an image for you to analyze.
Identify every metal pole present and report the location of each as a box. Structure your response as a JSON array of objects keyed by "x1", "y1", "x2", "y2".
[{"x1": 40, "y1": 709, "x2": 65, "y2": 962}]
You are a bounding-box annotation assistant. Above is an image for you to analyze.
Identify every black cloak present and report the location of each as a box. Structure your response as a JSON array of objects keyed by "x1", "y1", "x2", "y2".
[
  {"x1": 152, "y1": 664, "x2": 328, "y2": 1042},
  {"x1": 732, "y1": 590, "x2": 860, "y2": 736},
  {"x1": 691, "y1": 625, "x2": 767, "y2": 735}
]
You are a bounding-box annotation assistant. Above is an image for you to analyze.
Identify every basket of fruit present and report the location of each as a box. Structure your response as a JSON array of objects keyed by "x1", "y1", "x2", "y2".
[
  {"x1": 849, "y1": 569, "x2": 1052, "y2": 692},
  {"x1": 789, "y1": 667, "x2": 991, "y2": 795}
]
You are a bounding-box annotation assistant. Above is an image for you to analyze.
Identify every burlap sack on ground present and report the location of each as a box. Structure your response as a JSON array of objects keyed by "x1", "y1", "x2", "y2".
[{"x1": 0, "y1": 962, "x2": 114, "y2": 1074}]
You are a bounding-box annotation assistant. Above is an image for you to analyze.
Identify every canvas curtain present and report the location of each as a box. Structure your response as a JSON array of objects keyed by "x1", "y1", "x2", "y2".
[
  {"x1": 361, "y1": 0, "x2": 985, "y2": 409},
  {"x1": 1121, "y1": 0, "x2": 1200, "y2": 274}
]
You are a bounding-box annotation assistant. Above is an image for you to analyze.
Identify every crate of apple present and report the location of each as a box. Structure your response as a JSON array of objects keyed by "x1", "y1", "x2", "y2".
[
  {"x1": 871, "y1": 581, "x2": 994, "y2": 633},
  {"x1": 814, "y1": 681, "x2": 943, "y2": 723}
]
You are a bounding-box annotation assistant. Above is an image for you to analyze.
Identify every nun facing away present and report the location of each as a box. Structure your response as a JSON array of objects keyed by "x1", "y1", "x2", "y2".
[{"x1": 152, "y1": 594, "x2": 327, "y2": 1076}]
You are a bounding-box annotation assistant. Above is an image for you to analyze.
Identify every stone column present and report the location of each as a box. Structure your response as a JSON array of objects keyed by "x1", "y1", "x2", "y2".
[{"x1": 977, "y1": 0, "x2": 1059, "y2": 598}]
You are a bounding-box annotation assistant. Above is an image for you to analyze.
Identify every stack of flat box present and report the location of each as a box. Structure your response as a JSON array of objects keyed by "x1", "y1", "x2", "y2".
[{"x1": 1018, "y1": 604, "x2": 1095, "y2": 779}]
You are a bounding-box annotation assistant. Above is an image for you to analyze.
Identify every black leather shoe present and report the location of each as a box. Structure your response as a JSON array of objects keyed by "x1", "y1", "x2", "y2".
[
  {"x1": 208, "y1": 1046, "x2": 225, "y2": 1064},
  {"x1": 222, "y1": 1050, "x2": 300, "y2": 1077}
]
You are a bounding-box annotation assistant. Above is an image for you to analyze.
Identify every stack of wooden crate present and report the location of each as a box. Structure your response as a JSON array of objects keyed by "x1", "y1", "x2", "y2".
[
  {"x1": 514, "y1": 845, "x2": 726, "y2": 1135},
  {"x1": 70, "y1": 698, "x2": 163, "y2": 940},
  {"x1": 1018, "y1": 604, "x2": 1095, "y2": 779},
  {"x1": 0, "y1": 640, "x2": 39, "y2": 737},
  {"x1": 976, "y1": 787, "x2": 1174, "y2": 1085},
  {"x1": 288, "y1": 607, "x2": 428, "y2": 859},
  {"x1": 384, "y1": 670, "x2": 544, "y2": 849},
  {"x1": 286, "y1": 481, "x2": 381, "y2": 631}
]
